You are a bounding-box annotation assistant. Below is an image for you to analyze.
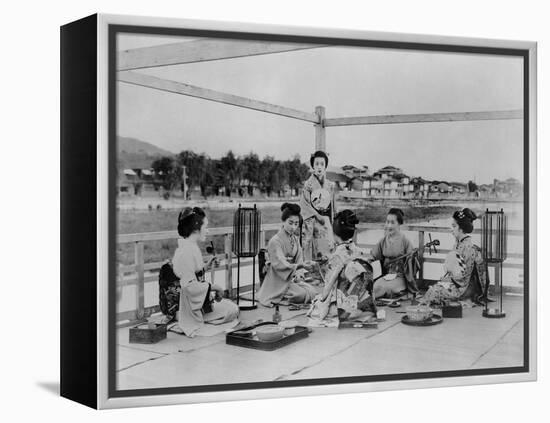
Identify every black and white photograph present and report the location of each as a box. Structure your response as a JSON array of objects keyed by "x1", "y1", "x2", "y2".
[
  {"x1": 110, "y1": 24, "x2": 531, "y2": 396},
  {"x1": 4, "y1": 0, "x2": 550, "y2": 417}
]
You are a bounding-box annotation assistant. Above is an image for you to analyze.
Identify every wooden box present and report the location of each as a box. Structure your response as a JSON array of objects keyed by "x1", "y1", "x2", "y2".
[
  {"x1": 442, "y1": 302, "x2": 463, "y2": 318},
  {"x1": 129, "y1": 323, "x2": 167, "y2": 344}
]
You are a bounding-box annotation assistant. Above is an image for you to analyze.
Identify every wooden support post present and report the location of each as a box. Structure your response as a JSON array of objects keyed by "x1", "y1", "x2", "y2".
[
  {"x1": 134, "y1": 241, "x2": 145, "y2": 320},
  {"x1": 315, "y1": 105, "x2": 326, "y2": 151},
  {"x1": 259, "y1": 230, "x2": 266, "y2": 249},
  {"x1": 418, "y1": 231, "x2": 425, "y2": 286},
  {"x1": 116, "y1": 263, "x2": 124, "y2": 304},
  {"x1": 224, "y1": 234, "x2": 233, "y2": 298},
  {"x1": 210, "y1": 258, "x2": 216, "y2": 286}
]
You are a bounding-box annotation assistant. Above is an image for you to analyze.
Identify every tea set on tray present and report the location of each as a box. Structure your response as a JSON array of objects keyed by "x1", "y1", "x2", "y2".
[
  {"x1": 226, "y1": 319, "x2": 312, "y2": 351},
  {"x1": 401, "y1": 305, "x2": 443, "y2": 326},
  {"x1": 252, "y1": 320, "x2": 299, "y2": 340}
]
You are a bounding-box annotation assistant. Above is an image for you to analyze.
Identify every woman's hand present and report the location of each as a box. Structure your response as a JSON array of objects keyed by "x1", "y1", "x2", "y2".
[
  {"x1": 212, "y1": 284, "x2": 224, "y2": 301},
  {"x1": 205, "y1": 255, "x2": 220, "y2": 271}
]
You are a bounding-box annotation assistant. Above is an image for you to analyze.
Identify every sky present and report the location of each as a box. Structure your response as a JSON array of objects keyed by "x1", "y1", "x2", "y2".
[{"x1": 117, "y1": 33, "x2": 524, "y2": 185}]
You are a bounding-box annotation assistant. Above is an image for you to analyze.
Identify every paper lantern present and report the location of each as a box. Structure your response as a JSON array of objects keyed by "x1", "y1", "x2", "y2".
[
  {"x1": 232, "y1": 204, "x2": 261, "y2": 309},
  {"x1": 481, "y1": 209, "x2": 507, "y2": 318}
]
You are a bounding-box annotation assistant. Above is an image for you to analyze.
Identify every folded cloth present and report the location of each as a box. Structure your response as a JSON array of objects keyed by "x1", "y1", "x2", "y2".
[{"x1": 306, "y1": 316, "x2": 339, "y2": 328}]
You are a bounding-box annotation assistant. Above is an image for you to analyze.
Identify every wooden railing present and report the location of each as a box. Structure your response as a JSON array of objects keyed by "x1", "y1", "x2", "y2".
[{"x1": 116, "y1": 223, "x2": 524, "y2": 324}]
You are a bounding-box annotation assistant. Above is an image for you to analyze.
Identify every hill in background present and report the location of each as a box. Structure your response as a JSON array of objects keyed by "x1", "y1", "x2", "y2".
[{"x1": 117, "y1": 136, "x2": 174, "y2": 169}]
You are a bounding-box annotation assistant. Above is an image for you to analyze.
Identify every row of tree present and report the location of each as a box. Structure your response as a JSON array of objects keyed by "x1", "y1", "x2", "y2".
[{"x1": 151, "y1": 150, "x2": 311, "y2": 198}]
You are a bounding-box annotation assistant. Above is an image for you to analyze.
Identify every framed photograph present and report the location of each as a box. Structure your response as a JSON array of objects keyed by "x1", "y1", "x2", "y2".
[{"x1": 60, "y1": 13, "x2": 537, "y2": 409}]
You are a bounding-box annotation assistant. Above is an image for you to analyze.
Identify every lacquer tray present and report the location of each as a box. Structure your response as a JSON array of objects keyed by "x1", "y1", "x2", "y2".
[{"x1": 226, "y1": 322, "x2": 309, "y2": 351}]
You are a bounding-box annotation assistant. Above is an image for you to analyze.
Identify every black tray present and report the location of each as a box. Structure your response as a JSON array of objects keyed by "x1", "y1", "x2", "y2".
[
  {"x1": 226, "y1": 322, "x2": 309, "y2": 351},
  {"x1": 401, "y1": 314, "x2": 443, "y2": 326}
]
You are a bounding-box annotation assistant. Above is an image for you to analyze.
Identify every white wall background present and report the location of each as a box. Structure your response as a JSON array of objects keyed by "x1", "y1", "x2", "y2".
[{"x1": 1, "y1": 0, "x2": 547, "y2": 421}]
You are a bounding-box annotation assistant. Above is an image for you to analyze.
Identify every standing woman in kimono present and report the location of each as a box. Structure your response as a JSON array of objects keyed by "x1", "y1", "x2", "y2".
[
  {"x1": 172, "y1": 207, "x2": 239, "y2": 337},
  {"x1": 370, "y1": 208, "x2": 416, "y2": 298},
  {"x1": 300, "y1": 150, "x2": 336, "y2": 262},
  {"x1": 258, "y1": 203, "x2": 319, "y2": 307},
  {"x1": 420, "y1": 208, "x2": 480, "y2": 305}
]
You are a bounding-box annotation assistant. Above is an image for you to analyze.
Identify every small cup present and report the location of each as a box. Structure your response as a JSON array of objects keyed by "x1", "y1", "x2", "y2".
[
  {"x1": 283, "y1": 327, "x2": 295, "y2": 336},
  {"x1": 279, "y1": 320, "x2": 298, "y2": 336}
]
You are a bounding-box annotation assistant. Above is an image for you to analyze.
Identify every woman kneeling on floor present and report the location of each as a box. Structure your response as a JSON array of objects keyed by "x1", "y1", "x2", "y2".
[
  {"x1": 308, "y1": 210, "x2": 374, "y2": 322},
  {"x1": 172, "y1": 207, "x2": 239, "y2": 337},
  {"x1": 420, "y1": 208, "x2": 482, "y2": 306},
  {"x1": 370, "y1": 208, "x2": 418, "y2": 299},
  {"x1": 258, "y1": 203, "x2": 319, "y2": 307}
]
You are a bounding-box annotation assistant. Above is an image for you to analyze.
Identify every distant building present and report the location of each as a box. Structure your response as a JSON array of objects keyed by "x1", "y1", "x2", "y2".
[
  {"x1": 494, "y1": 178, "x2": 523, "y2": 197},
  {"x1": 116, "y1": 165, "x2": 163, "y2": 197},
  {"x1": 342, "y1": 165, "x2": 369, "y2": 179},
  {"x1": 373, "y1": 165, "x2": 402, "y2": 180},
  {"x1": 326, "y1": 166, "x2": 351, "y2": 190},
  {"x1": 450, "y1": 182, "x2": 468, "y2": 196},
  {"x1": 332, "y1": 163, "x2": 488, "y2": 200},
  {"x1": 411, "y1": 177, "x2": 430, "y2": 197}
]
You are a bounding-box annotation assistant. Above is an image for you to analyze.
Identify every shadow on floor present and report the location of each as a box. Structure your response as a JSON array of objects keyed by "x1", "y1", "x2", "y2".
[{"x1": 36, "y1": 381, "x2": 60, "y2": 396}]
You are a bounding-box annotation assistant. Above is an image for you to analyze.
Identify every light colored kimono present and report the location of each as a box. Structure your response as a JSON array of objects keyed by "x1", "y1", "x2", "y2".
[
  {"x1": 172, "y1": 238, "x2": 239, "y2": 337},
  {"x1": 258, "y1": 228, "x2": 320, "y2": 307},
  {"x1": 300, "y1": 173, "x2": 336, "y2": 261},
  {"x1": 421, "y1": 235, "x2": 478, "y2": 304}
]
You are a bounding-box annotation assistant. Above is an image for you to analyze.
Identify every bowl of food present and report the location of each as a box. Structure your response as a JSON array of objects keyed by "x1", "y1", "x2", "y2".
[
  {"x1": 256, "y1": 325, "x2": 285, "y2": 342},
  {"x1": 278, "y1": 320, "x2": 298, "y2": 336},
  {"x1": 406, "y1": 305, "x2": 433, "y2": 322}
]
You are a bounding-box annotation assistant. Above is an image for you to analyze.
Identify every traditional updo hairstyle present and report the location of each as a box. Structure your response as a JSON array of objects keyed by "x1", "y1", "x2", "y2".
[
  {"x1": 310, "y1": 150, "x2": 329, "y2": 168},
  {"x1": 333, "y1": 209, "x2": 360, "y2": 241},
  {"x1": 177, "y1": 206, "x2": 206, "y2": 238},
  {"x1": 452, "y1": 208, "x2": 477, "y2": 234},
  {"x1": 281, "y1": 202, "x2": 301, "y2": 221},
  {"x1": 388, "y1": 208, "x2": 405, "y2": 225}
]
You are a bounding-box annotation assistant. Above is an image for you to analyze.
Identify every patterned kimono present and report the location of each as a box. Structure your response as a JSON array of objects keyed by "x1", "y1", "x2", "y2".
[
  {"x1": 308, "y1": 241, "x2": 372, "y2": 321},
  {"x1": 172, "y1": 238, "x2": 239, "y2": 337},
  {"x1": 258, "y1": 228, "x2": 320, "y2": 306},
  {"x1": 300, "y1": 173, "x2": 336, "y2": 262},
  {"x1": 370, "y1": 232, "x2": 416, "y2": 297},
  {"x1": 421, "y1": 235, "x2": 480, "y2": 305}
]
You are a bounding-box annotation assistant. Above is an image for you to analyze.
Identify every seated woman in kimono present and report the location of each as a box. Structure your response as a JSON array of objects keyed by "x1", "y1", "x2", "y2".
[
  {"x1": 300, "y1": 150, "x2": 336, "y2": 262},
  {"x1": 370, "y1": 208, "x2": 418, "y2": 298},
  {"x1": 420, "y1": 208, "x2": 482, "y2": 305},
  {"x1": 258, "y1": 203, "x2": 319, "y2": 307},
  {"x1": 308, "y1": 210, "x2": 374, "y2": 322},
  {"x1": 172, "y1": 207, "x2": 239, "y2": 337}
]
